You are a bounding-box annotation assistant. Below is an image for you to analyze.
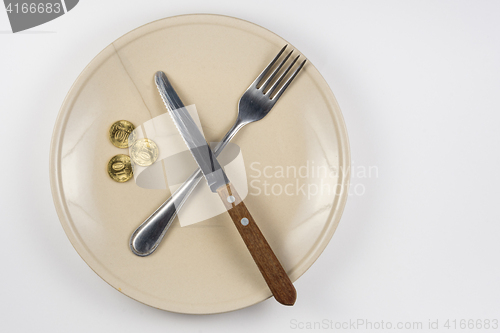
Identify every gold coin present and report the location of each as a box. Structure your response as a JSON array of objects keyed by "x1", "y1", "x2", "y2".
[
  {"x1": 109, "y1": 120, "x2": 136, "y2": 148},
  {"x1": 130, "y1": 138, "x2": 159, "y2": 167},
  {"x1": 107, "y1": 154, "x2": 133, "y2": 182}
]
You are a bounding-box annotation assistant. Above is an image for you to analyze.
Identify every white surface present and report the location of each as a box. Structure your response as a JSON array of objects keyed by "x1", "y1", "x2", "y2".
[{"x1": 1, "y1": 0, "x2": 499, "y2": 332}]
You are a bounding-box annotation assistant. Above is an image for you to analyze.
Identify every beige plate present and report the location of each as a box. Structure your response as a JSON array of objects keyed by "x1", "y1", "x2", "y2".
[{"x1": 49, "y1": 14, "x2": 350, "y2": 314}]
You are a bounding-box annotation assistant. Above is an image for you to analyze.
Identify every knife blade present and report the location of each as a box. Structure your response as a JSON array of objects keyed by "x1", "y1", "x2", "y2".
[{"x1": 155, "y1": 71, "x2": 296, "y2": 306}]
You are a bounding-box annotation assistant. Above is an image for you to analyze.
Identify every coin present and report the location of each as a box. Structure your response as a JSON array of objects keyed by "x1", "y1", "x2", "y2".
[
  {"x1": 109, "y1": 120, "x2": 136, "y2": 148},
  {"x1": 130, "y1": 138, "x2": 159, "y2": 167},
  {"x1": 107, "y1": 154, "x2": 133, "y2": 182}
]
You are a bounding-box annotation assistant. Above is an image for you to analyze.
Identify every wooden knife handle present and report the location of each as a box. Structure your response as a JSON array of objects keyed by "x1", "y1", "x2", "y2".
[{"x1": 216, "y1": 182, "x2": 296, "y2": 306}]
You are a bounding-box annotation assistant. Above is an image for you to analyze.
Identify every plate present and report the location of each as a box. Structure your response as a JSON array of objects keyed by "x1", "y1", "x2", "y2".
[{"x1": 50, "y1": 14, "x2": 350, "y2": 314}]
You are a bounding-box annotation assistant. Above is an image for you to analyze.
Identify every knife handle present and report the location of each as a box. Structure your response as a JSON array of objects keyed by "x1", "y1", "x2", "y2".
[{"x1": 216, "y1": 183, "x2": 297, "y2": 306}]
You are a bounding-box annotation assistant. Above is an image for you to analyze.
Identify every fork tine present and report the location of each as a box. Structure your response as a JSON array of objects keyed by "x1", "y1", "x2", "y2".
[
  {"x1": 271, "y1": 59, "x2": 307, "y2": 101},
  {"x1": 259, "y1": 49, "x2": 294, "y2": 92},
  {"x1": 251, "y1": 45, "x2": 288, "y2": 88},
  {"x1": 266, "y1": 54, "x2": 300, "y2": 97}
]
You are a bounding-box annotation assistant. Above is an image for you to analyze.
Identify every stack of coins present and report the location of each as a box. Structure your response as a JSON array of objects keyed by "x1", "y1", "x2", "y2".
[{"x1": 107, "y1": 120, "x2": 159, "y2": 183}]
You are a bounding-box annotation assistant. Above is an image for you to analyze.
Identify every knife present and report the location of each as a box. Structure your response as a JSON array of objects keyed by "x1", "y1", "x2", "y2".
[{"x1": 154, "y1": 71, "x2": 296, "y2": 306}]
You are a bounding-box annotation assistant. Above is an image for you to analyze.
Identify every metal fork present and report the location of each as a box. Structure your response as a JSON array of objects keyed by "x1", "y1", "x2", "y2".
[{"x1": 130, "y1": 45, "x2": 307, "y2": 256}]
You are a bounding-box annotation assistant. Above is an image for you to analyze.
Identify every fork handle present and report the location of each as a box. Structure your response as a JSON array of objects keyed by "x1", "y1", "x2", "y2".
[{"x1": 216, "y1": 182, "x2": 297, "y2": 306}]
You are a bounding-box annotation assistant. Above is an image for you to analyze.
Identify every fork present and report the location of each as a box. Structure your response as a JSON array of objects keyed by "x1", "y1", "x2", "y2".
[{"x1": 130, "y1": 45, "x2": 307, "y2": 256}]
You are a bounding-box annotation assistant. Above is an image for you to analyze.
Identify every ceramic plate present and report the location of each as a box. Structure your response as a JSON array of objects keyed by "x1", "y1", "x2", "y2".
[{"x1": 50, "y1": 14, "x2": 350, "y2": 314}]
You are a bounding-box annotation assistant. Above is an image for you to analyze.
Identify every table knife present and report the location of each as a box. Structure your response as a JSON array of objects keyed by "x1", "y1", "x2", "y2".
[{"x1": 155, "y1": 71, "x2": 296, "y2": 306}]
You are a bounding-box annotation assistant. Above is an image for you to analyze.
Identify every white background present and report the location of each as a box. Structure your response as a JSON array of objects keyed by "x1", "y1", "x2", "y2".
[{"x1": 1, "y1": 1, "x2": 499, "y2": 332}]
